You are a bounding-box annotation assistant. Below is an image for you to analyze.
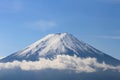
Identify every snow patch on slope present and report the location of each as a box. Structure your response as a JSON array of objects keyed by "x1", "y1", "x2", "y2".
[{"x1": 0, "y1": 56, "x2": 4, "y2": 60}]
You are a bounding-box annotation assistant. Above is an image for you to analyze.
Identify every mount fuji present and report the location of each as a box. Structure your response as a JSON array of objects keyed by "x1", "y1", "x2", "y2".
[{"x1": 1, "y1": 33, "x2": 120, "y2": 66}]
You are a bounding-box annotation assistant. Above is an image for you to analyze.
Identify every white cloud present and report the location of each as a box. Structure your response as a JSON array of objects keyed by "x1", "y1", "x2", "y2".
[
  {"x1": 0, "y1": 55, "x2": 120, "y2": 73},
  {"x1": 0, "y1": 0, "x2": 23, "y2": 13},
  {"x1": 28, "y1": 20, "x2": 57, "y2": 31}
]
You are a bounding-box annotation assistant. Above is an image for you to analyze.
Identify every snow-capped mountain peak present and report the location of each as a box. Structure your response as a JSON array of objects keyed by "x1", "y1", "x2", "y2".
[
  {"x1": 16, "y1": 33, "x2": 101, "y2": 57},
  {"x1": 1, "y1": 33, "x2": 120, "y2": 66}
]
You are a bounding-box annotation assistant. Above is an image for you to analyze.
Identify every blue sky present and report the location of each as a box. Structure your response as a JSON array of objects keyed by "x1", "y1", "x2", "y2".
[{"x1": 0, "y1": 0, "x2": 120, "y2": 59}]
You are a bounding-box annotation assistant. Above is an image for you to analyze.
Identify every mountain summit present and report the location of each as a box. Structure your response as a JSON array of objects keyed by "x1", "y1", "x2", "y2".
[{"x1": 1, "y1": 33, "x2": 120, "y2": 65}]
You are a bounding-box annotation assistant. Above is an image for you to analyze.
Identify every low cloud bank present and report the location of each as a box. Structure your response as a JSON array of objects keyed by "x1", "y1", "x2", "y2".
[{"x1": 0, "y1": 55, "x2": 120, "y2": 73}]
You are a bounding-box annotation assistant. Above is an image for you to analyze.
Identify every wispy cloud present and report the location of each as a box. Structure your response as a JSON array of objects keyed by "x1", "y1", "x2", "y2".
[
  {"x1": 0, "y1": 0, "x2": 23, "y2": 13},
  {"x1": 27, "y1": 20, "x2": 57, "y2": 31},
  {"x1": 97, "y1": 36, "x2": 120, "y2": 40},
  {"x1": 98, "y1": 0, "x2": 120, "y2": 4}
]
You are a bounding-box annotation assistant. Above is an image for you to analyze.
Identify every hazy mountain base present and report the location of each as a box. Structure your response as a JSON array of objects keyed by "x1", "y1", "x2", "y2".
[
  {"x1": 0, "y1": 55, "x2": 120, "y2": 80},
  {"x1": 0, "y1": 69, "x2": 120, "y2": 80}
]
